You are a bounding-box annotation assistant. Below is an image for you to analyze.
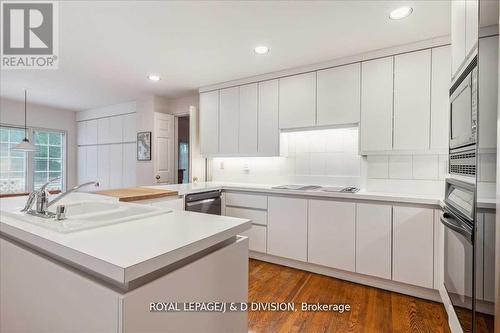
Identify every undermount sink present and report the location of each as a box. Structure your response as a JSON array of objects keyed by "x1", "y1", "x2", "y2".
[{"x1": 3, "y1": 201, "x2": 171, "y2": 233}]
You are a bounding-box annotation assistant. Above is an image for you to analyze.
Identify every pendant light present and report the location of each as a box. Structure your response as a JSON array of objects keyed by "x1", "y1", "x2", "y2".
[{"x1": 11, "y1": 90, "x2": 37, "y2": 152}]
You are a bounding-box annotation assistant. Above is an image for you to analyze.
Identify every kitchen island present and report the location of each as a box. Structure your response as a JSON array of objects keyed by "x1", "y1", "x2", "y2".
[{"x1": 0, "y1": 192, "x2": 251, "y2": 333}]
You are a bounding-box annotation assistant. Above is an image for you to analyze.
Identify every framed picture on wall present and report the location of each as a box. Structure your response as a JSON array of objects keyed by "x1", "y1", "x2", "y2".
[{"x1": 137, "y1": 131, "x2": 151, "y2": 161}]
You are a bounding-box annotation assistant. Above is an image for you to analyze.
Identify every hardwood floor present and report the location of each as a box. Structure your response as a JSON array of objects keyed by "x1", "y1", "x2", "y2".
[{"x1": 248, "y1": 259, "x2": 451, "y2": 333}]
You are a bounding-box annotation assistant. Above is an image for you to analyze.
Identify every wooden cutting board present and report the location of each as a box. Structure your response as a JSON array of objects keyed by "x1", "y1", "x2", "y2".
[{"x1": 95, "y1": 187, "x2": 178, "y2": 202}]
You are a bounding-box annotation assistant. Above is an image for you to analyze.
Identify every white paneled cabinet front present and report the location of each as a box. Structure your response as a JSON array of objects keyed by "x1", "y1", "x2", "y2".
[
  {"x1": 360, "y1": 57, "x2": 394, "y2": 152},
  {"x1": 356, "y1": 203, "x2": 392, "y2": 279},
  {"x1": 465, "y1": 0, "x2": 478, "y2": 57},
  {"x1": 451, "y1": 0, "x2": 467, "y2": 76},
  {"x1": 122, "y1": 143, "x2": 136, "y2": 188},
  {"x1": 199, "y1": 90, "x2": 219, "y2": 156},
  {"x1": 238, "y1": 83, "x2": 258, "y2": 154},
  {"x1": 308, "y1": 200, "x2": 356, "y2": 272},
  {"x1": 393, "y1": 50, "x2": 431, "y2": 151},
  {"x1": 430, "y1": 46, "x2": 451, "y2": 151},
  {"x1": 392, "y1": 206, "x2": 434, "y2": 288},
  {"x1": 98, "y1": 117, "x2": 123, "y2": 144},
  {"x1": 77, "y1": 120, "x2": 98, "y2": 145},
  {"x1": 219, "y1": 87, "x2": 239, "y2": 154},
  {"x1": 122, "y1": 113, "x2": 136, "y2": 143},
  {"x1": 267, "y1": 196, "x2": 308, "y2": 261},
  {"x1": 258, "y1": 80, "x2": 280, "y2": 155},
  {"x1": 317, "y1": 63, "x2": 360, "y2": 126},
  {"x1": 279, "y1": 72, "x2": 316, "y2": 129},
  {"x1": 239, "y1": 225, "x2": 267, "y2": 253}
]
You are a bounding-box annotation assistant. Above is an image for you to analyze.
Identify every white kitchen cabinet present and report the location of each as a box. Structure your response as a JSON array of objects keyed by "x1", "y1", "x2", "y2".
[
  {"x1": 97, "y1": 145, "x2": 110, "y2": 189},
  {"x1": 356, "y1": 203, "x2": 392, "y2": 279},
  {"x1": 267, "y1": 196, "x2": 307, "y2": 261},
  {"x1": 109, "y1": 144, "x2": 123, "y2": 189},
  {"x1": 225, "y1": 192, "x2": 267, "y2": 210},
  {"x1": 219, "y1": 87, "x2": 239, "y2": 154},
  {"x1": 317, "y1": 63, "x2": 360, "y2": 126},
  {"x1": 200, "y1": 90, "x2": 219, "y2": 156},
  {"x1": 258, "y1": 80, "x2": 280, "y2": 155},
  {"x1": 77, "y1": 146, "x2": 86, "y2": 183},
  {"x1": 308, "y1": 200, "x2": 356, "y2": 272},
  {"x1": 393, "y1": 49, "x2": 431, "y2": 151},
  {"x1": 77, "y1": 120, "x2": 98, "y2": 146},
  {"x1": 430, "y1": 46, "x2": 451, "y2": 151},
  {"x1": 238, "y1": 83, "x2": 258, "y2": 154},
  {"x1": 452, "y1": 0, "x2": 467, "y2": 76},
  {"x1": 122, "y1": 113, "x2": 136, "y2": 143},
  {"x1": 98, "y1": 117, "x2": 123, "y2": 144},
  {"x1": 360, "y1": 57, "x2": 393, "y2": 152},
  {"x1": 483, "y1": 212, "x2": 496, "y2": 302},
  {"x1": 85, "y1": 145, "x2": 98, "y2": 184},
  {"x1": 239, "y1": 225, "x2": 267, "y2": 253},
  {"x1": 226, "y1": 207, "x2": 267, "y2": 226},
  {"x1": 122, "y1": 143, "x2": 136, "y2": 188},
  {"x1": 478, "y1": 36, "x2": 498, "y2": 150},
  {"x1": 77, "y1": 122, "x2": 85, "y2": 145},
  {"x1": 465, "y1": 0, "x2": 478, "y2": 57},
  {"x1": 279, "y1": 72, "x2": 316, "y2": 129},
  {"x1": 392, "y1": 206, "x2": 434, "y2": 288}
]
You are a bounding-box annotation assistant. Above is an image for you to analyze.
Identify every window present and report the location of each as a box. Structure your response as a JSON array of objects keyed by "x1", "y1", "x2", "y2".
[
  {"x1": 0, "y1": 126, "x2": 66, "y2": 195},
  {"x1": 0, "y1": 127, "x2": 27, "y2": 194}
]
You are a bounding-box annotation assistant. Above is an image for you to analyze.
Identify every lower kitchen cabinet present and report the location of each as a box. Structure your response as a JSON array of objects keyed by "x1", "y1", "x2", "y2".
[
  {"x1": 392, "y1": 206, "x2": 434, "y2": 288},
  {"x1": 356, "y1": 203, "x2": 392, "y2": 279},
  {"x1": 308, "y1": 200, "x2": 356, "y2": 272},
  {"x1": 239, "y1": 225, "x2": 267, "y2": 253},
  {"x1": 267, "y1": 196, "x2": 308, "y2": 261}
]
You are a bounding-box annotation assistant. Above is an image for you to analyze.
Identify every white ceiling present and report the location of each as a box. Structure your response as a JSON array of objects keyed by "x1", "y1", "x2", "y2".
[{"x1": 0, "y1": 1, "x2": 451, "y2": 111}]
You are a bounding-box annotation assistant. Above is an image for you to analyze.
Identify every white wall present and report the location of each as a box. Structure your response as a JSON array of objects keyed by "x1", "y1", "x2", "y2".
[
  {"x1": 0, "y1": 97, "x2": 77, "y2": 188},
  {"x1": 168, "y1": 93, "x2": 199, "y2": 116}
]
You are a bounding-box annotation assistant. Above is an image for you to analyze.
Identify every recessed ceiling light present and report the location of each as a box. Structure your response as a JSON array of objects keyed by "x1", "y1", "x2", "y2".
[
  {"x1": 254, "y1": 46, "x2": 269, "y2": 55},
  {"x1": 389, "y1": 7, "x2": 413, "y2": 20},
  {"x1": 147, "y1": 74, "x2": 161, "y2": 81}
]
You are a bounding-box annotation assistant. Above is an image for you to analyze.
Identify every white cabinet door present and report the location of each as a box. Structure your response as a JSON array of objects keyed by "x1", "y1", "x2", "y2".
[
  {"x1": 393, "y1": 49, "x2": 431, "y2": 151},
  {"x1": 122, "y1": 143, "x2": 136, "y2": 188},
  {"x1": 258, "y1": 80, "x2": 279, "y2": 155},
  {"x1": 97, "y1": 145, "x2": 110, "y2": 190},
  {"x1": 77, "y1": 146, "x2": 86, "y2": 183},
  {"x1": 219, "y1": 87, "x2": 239, "y2": 154},
  {"x1": 239, "y1": 225, "x2": 267, "y2": 253},
  {"x1": 225, "y1": 207, "x2": 267, "y2": 226},
  {"x1": 360, "y1": 57, "x2": 393, "y2": 152},
  {"x1": 77, "y1": 122, "x2": 86, "y2": 145},
  {"x1": 85, "y1": 145, "x2": 98, "y2": 184},
  {"x1": 317, "y1": 63, "x2": 360, "y2": 126},
  {"x1": 308, "y1": 200, "x2": 356, "y2": 272},
  {"x1": 154, "y1": 113, "x2": 175, "y2": 184},
  {"x1": 97, "y1": 118, "x2": 110, "y2": 144},
  {"x1": 452, "y1": 0, "x2": 466, "y2": 76},
  {"x1": 483, "y1": 212, "x2": 496, "y2": 302},
  {"x1": 238, "y1": 83, "x2": 258, "y2": 154},
  {"x1": 86, "y1": 120, "x2": 98, "y2": 145},
  {"x1": 356, "y1": 203, "x2": 392, "y2": 279},
  {"x1": 478, "y1": 36, "x2": 498, "y2": 150},
  {"x1": 199, "y1": 91, "x2": 219, "y2": 156},
  {"x1": 465, "y1": 0, "x2": 478, "y2": 56},
  {"x1": 267, "y1": 196, "x2": 307, "y2": 261},
  {"x1": 122, "y1": 113, "x2": 136, "y2": 143},
  {"x1": 109, "y1": 144, "x2": 123, "y2": 189},
  {"x1": 430, "y1": 46, "x2": 451, "y2": 151},
  {"x1": 109, "y1": 116, "x2": 123, "y2": 144},
  {"x1": 392, "y1": 206, "x2": 434, "y2": 288},
  {"x1": 279, "y1": 72, "x2": 316, "y2": 129}
]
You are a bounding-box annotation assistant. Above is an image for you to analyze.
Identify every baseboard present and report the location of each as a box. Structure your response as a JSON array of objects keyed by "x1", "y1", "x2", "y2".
[{"x1": 249, "y1": 251, "x2": 442, "y2": 303}]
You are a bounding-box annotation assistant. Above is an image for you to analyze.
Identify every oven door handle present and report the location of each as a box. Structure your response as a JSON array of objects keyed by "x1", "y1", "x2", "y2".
[
  {"x1": 185, "y1": 198, "x2": 218, "y2": 207},
  {"x1": 440, "y1": 212, "x2": 473, "y2": 243}
]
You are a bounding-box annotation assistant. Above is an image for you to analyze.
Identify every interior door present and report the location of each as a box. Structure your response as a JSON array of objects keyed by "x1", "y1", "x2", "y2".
[{"x1": 154, "y1": 112, "x2": 175, "y2": 184}]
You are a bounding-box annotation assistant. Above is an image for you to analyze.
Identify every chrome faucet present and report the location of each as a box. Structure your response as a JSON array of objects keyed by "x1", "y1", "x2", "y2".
[{"x1": 22, "y1": 178, "x2": 99, "y2": 219}]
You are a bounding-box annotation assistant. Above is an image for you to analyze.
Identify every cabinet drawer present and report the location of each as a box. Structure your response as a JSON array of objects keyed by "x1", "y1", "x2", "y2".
[
  {"x1": 226, "y1": 207, "x2": 267, "y2": 226},
  {"x1": 225, "y1": 192, "x2": 267, "y2": 210},
  {"x1": 239, "y1": 225, "x2": 267, "y2": 253}
]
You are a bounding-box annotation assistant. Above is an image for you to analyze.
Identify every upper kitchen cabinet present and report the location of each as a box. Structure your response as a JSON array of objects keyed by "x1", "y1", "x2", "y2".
[
  {"x1": 219, "y1": 87, "x2": 240, "y2": 154},
  {"x1": 258, "y1": 80, "x2": 280, "y2": 156},
  {"x1": 98, "y1": 116, "x2": 123, "y2": 144},
  {"x1": 238, "y1": 83, "x2": 258, "y2": 154},
  {"x1": 393, "y1": 49, "x2": 431, "y2": 151},
  {"x1": 200, "y1": 90, "x2": 220, "y2": 156},
  {"x1": 451, "y1": 0, "x2": 478, "y2": 77},
  {"x1": 77, "y1": 119, "x2": 98, "y2": 145},
  {"x1": 360, "y1": 57, "x2": 394, "y2": 153},
  {"x1": 478, "y1": 36, "x2": 498, "y2": 151},
  {"x1": 279, "y1": 72, "x2": 317, "y2": 129},
  {"x1": 317, "y1": 63, "x2": 360, "y2": 126},
  {"x1": 430, "y1": 46, "x2": 451, "y2": 151},
  {"x1": 122, "y1": 113, "x2": 137, "y2": 143}
]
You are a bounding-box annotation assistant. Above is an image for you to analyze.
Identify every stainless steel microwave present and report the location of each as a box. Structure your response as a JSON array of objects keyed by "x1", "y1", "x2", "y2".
[{"x1": 449, "y1": 56, "x2": 478, "y2": 151}]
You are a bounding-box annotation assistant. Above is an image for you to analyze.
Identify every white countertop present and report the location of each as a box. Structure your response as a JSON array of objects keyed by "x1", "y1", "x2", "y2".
[
  {"x1": 0, "y1": 193, "x2": 251, "y2": 287},
  {"x1": 145, "y1": 181, "x2": 496, "y2": 210}
]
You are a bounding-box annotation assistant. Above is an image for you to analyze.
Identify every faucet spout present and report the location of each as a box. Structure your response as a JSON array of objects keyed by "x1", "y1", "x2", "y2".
[{"x1": 47, "y1": 181, "x2": 100, "y2": 208}]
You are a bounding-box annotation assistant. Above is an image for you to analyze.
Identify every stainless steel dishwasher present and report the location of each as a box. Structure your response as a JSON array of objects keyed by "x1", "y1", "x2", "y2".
[{"x1": 184, "y1": 190, "x2": 221, "y2": 215}]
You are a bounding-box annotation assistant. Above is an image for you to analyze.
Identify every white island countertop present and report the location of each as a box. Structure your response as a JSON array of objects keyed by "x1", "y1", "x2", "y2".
[
  {"x1": 0, "y1": 193, "x2": 251, "y2": 288},
  {"x1": 145, "y1": 181, "x2": 496, "y2": 210}
]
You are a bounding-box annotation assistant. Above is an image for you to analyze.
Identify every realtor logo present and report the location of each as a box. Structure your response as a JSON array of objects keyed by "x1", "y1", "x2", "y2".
[{"x1": 1, "y1": 1, "x2": 58, "y2": 69}]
